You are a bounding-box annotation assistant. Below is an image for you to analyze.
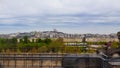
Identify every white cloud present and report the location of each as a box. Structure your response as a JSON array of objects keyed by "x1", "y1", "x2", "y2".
[
  {"x1": 0, "y1": 0, "x2": 120, "y2": 33},
  {"x1": 0, "y1": 0, "x2": 120, "y2": 16}
]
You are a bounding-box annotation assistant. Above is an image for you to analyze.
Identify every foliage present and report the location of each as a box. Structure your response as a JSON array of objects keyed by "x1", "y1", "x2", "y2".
[
  {"x1": 0, "y1": 36, "x2": 118, "y2": 54},
  {"x1": 0, "y1": 37, "x2": 65, "y2": 53},
  {"x1": 23, "y1": 36, "x2": 29, "y2": 44},
  {"x1": 110, "y1": 41, "x2": 119, "y2": 48}
]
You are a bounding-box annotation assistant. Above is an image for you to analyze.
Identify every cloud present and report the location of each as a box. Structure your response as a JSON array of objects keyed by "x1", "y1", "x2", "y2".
[
  {"x1": 0, "y1": 0, "x2": 120, "y2": 33},
  {"x1": 1, "y1": 0, "x2": 120, "y2": 16}
]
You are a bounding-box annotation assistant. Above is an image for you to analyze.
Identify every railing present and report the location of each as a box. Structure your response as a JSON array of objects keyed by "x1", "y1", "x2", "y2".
[{"x1": 0, "y1": 53, "x2": 119, "y2": 68}]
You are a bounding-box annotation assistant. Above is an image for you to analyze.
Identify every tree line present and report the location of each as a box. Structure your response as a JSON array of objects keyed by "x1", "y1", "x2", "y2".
[
  {"x1": 0, "y1": 36, "x2": 119, "y2": 54},
  {"x1": 0, "y1": 36, "x2": 65, "y2": 53}
]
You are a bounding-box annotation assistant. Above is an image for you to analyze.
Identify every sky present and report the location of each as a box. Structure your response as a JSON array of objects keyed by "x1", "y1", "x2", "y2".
[{"x1": 0, "y1": 0, "x2": 120, "y2": 34}]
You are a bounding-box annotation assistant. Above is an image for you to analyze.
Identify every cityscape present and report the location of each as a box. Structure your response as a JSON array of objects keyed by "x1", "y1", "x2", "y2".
[
  {"x1": 0, "y1": 29, "x2": 118, "y2": 42},
  {"x1": 0, "y1": 0, "x2": 120, "y2": 68},
  {"x1": 0, "y1": 29, "x2": 119, "y2": 68}
]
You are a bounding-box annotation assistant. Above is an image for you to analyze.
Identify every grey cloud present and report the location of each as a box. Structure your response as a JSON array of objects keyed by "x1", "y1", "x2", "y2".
[
  {"x1": 0, "y1": 0, "x2": 120, "y2": 34},
  {"x1": 1, "y1": 0, "x2": 120, "y2": 16}
]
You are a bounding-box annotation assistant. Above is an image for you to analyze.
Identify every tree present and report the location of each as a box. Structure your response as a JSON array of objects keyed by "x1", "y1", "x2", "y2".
[
  {"x1": 47, "y1": 38, "x2": 64, "y2": 53},
  {"x1": 111, "y1": 41, "x2": 119, "y2": 48},
  {"x1": 38, "y1": 46, "x2": 48, "y2": 53},
  {"x1": 0, "y1": 38, "x2": 5, "y2": 49},
  {"x1": 44, "y1": 38, "x2": 52, "y2": 44},
  {"x1": 11, "y1": 37, "x2": 17, "y2": 44},
  {"x1": 19, "y1": 39, "x2": 23, "y2": 43},
  {"x1": 36, "y1": 38, "x2": 42, "y2": 43},
  {"x1": 23, "y1": 36, "x2": 29, "y2": 44},
  {"x1": 11, "y1": 37, "x2": 17, "y2": 48}
]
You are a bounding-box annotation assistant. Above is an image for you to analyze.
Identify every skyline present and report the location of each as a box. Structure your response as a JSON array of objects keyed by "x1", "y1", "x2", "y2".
[{"x1": 0, "y1": 0, "x2": 120, "y2": 34}]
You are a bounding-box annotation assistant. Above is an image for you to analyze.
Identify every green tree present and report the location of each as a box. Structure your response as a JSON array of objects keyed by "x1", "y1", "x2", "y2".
[
  {"x1": 11, "y1": 37, "x2": 17, "y2": 48},
  {"x1": 47, "y1": 38, "x2": 64, "y2": 53},
  {"x1": 19, "y1": 39, "x2": 23, "y2": 43},
  {"x1": 23, "y1": 36, "x2": 29, "y2": 44},
  {"x1": 36, "y1": 38, "x2": 42, "y2": 43},
  {"x1": 111, "y1": 41, "x2": 119, "y2": 48},
  {"x1": 38, "y1": 46, "x2": 48, "y2": 53},
  {"x1": 44, "y1": 38, "x2": 52, "y2": 44}
]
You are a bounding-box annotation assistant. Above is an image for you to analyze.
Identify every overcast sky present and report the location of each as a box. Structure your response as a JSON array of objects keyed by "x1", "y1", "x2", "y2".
[{"x1": 0, "y1": 0, "x2": 120, "y2": 34}]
